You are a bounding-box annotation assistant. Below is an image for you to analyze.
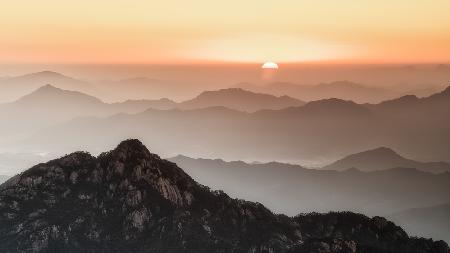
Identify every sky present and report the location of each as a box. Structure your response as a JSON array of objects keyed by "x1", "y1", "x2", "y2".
[{"x1": 1, "y1": 0, "x2": 450, "y2": 64}]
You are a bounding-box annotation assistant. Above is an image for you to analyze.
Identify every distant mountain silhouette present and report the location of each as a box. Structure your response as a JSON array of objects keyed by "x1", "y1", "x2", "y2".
[
  {"x1": 110, "y1": 98, "x2": 177, "y2": 111},
  {"x1": 95, "y1": 76, "x2": 203, "y2": 102},
  {"x1": 0, "y1": 71, "x2": 93, "y2": 102},
  {"x1": 168, "y1": 155, "x2": 450, "y2": 218},
  {"x1": 20, "y1": 85, "x2": 450, "y2": 164},
  {"x1": 169, "y1": 155, "x2": 450, "y2": 243},
  {"x1": 283, "y1": 98, "x2": 371, "y2": 118},
  {"x1": 179, "y1": 88, "x2": 304, "y2": 112},
  {"x1": 15, "y1": 84, "x2": 104, "y2": 107},
  {"x1": 97, "y1": 77, "x2": 170, "y2": 101},
  {"x1": 0, "y1": 85, "x2": 314, "y2": 151},
  {"x1": 389, "y1": 203, "x2": 450, "y2": 244},
  {"x1": 234, "y1": 80, "x2": 396, "y2": 103},
  {"x1": 0, "y1": 85, "x2": 177, "y2": 143},
  {"x1": 0, "y1": 139, "x2": 447, "y2": 252},
  {"x1": 322, "y1": 147, "x2": 450, "y2": 173}
]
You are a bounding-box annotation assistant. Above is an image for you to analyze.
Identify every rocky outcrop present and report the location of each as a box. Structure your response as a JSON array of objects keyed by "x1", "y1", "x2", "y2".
[{"x1": 0, "y1": 139, "x2": 448, "y2": 252}]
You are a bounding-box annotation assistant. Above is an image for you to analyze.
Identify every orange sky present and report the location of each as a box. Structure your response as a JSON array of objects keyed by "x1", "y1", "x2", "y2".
[{"x1": 1, "y1": 0, "x2": 450, "y2": 64}]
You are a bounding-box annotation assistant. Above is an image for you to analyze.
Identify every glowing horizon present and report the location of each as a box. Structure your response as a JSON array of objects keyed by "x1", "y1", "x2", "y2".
[{"x1": 1, "y1": 0, "x2": 450, "y2": 64}]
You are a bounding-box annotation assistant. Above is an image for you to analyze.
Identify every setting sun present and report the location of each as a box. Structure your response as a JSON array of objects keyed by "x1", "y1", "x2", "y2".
[{"x1": 262, "y1": 62, "x2": 279, "y2": 69}]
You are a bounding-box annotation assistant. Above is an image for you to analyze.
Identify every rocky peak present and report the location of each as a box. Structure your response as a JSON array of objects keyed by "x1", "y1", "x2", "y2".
[{"x1": 106, "y1": 139, "x2": 155, "y2": 162}]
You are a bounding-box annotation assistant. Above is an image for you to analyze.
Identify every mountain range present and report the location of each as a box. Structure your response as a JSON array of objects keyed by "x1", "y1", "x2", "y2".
[
  {"x1": 0, "y1": 85, "x2": 305, "y2": 147},
  {"x1": 0, "y1": 85, "x2": 176, "y2": 142},
  {"x1": 234, "y1": 81, "x2": 396, "y2": 103},
  {"x1": 322, "y1": 147, "x2": 450, "y2": 173},
  {"x1": 1, "y1": 71, "x2": 443, "y2": 104},
  {"x1": 0, "y1": 71, "x2": 93, "y2": 102},
  {"x1": 18, "y1": 85, "x2": 450, "y2": 164},
  {"x1": 168, "y1": 155, "x2": 450, "y2": 213},
  {"x1": 95, "y1": 77, "x2": 197, "y2": 102},
  {"x1": 179, "y1": 88, "x2": 305, "y2": 112},
  {"x1": 0, "y1": 139, "x2": 447, "y2": 252},
  {"x1": 169, "y1": 155, "x2": 450, "y2": 243}
]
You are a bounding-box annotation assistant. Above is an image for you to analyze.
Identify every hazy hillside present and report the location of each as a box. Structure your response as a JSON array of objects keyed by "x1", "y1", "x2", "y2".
[
  {"x1": 0, "y1": 71, "x2": 93, "y2": 102},
  {"x1": 322, "y1": 147, "x2": 450, "y2": 173},
  {"x1": 110, "y1": 98, "x2": 177, "y2": 111},
  {"x1": 0, "y1": 85, "x2": 177, "y2": 142},
  {"x1": 94, "y1": 77, "x2": 198, "y2": 102},
  {"x1": 179, "y1": 88, "x2": 305, "y2": 112},
  {"x1": 0, "y1": 85, "x2": 313, "y2": 150},
  {"x1": 169, "y1": 155, "x2": 450, "y2": 243},
  {"x1": 20, "y1": 86, "x2": 450, "y2": 164},
  {"x1": 168, "y1": 155, "x2": 450, "y2": 217},
  {"x1": 234, "y1": 81, "x2": 396, "y2": 103},
  {"x1": 389, "y1": 203, "x2": 450, "y2": 244}
]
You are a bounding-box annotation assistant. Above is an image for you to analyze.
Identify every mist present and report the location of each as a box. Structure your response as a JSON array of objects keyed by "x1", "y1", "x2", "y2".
[{"x1": 1, "y1": 65, "x2": 449, "y2": 245}]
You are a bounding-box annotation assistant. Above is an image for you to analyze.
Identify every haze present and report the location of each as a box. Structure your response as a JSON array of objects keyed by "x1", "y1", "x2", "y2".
[
  {"x1": 1, "y1": 0, "x2": 450, "y2": 247},
  {"x1": 2, "y1": 0, "x2": 450, "y2": 64}
]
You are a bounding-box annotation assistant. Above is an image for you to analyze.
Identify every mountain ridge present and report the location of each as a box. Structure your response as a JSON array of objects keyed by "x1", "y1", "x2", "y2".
[
  {"x1": 233, "y1": 80, "x2": 395, "y2": 103},
  {"x1": 322, "y1": 147, "x2": 450, "y2": 173},
  {"x1": 178, "y1": 88, "x2": 305, "y2": 112},
  {"x1": 0, "y1": 139, "x2": 448, "y2": 252}
]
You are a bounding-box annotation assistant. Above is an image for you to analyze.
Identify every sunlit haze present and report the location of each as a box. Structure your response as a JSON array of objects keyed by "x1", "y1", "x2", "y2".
[
  {"x1": 2, "y1": 0, "x2": 450, "y2": 64},
  {"x1": 1, "y1": 1, "x2": 450, "y2": 250}
]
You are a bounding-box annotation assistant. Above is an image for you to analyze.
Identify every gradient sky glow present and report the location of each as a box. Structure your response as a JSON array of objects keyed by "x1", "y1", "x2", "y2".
[{"x1": 1, "y1": 0, "x2": 450, "y2": 64}]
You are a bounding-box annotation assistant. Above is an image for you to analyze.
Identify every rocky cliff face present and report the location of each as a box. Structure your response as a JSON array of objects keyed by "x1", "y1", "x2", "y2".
[{"x1": 0, "y1": 139, "x2": 448, "y2": 253}]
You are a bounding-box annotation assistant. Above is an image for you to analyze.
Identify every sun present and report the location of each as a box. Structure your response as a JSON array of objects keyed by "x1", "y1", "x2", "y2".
[{"x1": 262, "y1": 62, "x2": 279, "y2": 69}]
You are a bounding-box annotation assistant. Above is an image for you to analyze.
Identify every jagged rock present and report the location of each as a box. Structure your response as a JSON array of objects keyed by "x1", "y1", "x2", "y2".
[{"x1": 0, "y1": 139, "x2": 448, "y2": 253}]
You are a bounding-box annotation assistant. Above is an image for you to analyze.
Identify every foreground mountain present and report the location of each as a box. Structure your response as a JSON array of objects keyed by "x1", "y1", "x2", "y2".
[
  {"x1": 389, "y1": 203, "x2": 450, "y2": 245},
  {"x1": 322, "y1": 147, "x2": 450, "y2": 173},
  {"x1": 0, "y1": 140, "x2": 447, "y2": 252},
  {"x1": 179, "y1": 88, "x2": 305, "y2": 112}
]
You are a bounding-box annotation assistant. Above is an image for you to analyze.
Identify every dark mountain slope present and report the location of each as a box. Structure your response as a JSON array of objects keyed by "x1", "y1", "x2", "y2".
[{"x1": 0, "y1": 140, "x2": 447, "y2": 252}]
